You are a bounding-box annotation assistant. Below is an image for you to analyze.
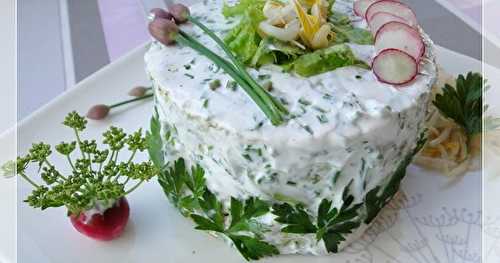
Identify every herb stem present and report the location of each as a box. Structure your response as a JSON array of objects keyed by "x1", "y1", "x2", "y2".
[
  {"x1": 125, "y1": 180, "x2": 144, "y2": 195},
  {"x1": 66, "y1": 156, "x2": 76, "y2": 171},
  {"x1": 98, "y1": 162, "x2": 104, "y2": 175},
  {"x1": 20, "y1": 173, "x2": 40, "y2": 189},
  {"x1": 108, "y1": 150, "x2": 116, "y2": 166},
  {"x1": 114, "y1": 151, "x2": 119, "y2": 163},
  {"x1": 73, "y1": 129, "x2": 85, "y2": 158},
  {"x1": 127, "y1": 150, "x2": 137, "y2": 164},
  {"x1": 109, "y1": 94, "x2": 153, "y2": 109}
]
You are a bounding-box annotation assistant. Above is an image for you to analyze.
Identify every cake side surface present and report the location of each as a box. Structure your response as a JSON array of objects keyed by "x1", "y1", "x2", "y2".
[{"x1": 146, "y1": 0, "x2": 437, "y2": 256}]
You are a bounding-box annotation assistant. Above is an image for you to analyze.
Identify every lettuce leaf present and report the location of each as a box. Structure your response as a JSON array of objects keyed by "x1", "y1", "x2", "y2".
[
  {"x1": 223, "y1": 1, "x2": 266, "y2": 64},
  {"x1": 251, "y1": 38, "x2": 277, "y2": 67},
  {"x1": 329, "y1": 11, "x2": 373, "y2": 45},
  {"x1": 290, "y1": 44, "x2": 370, "y2": 77},
  {"x1": 223, "y1": 1, "x2": 368, "y2": 74},
  {"x1": 225, "y1": 20, "x2": 261, "y2": 64},
  {"x1": 329, "y1": 11, "x2": 351, "y2": 26},
  {"x1": 251, "y1": 38, "x2": 306, "y2": 67},
  {"x1": 222, "y1": 0, "x2": 267, "y2": 18},
  {"x1": 333, "y1": 25, "x2": 373, "y2": 45}
]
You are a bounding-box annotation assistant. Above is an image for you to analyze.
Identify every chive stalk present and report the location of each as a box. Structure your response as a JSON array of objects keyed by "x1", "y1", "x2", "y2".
[
  {"x1": 188, "y1": 16, "x2": 288, "y2": 118},
  {"x1": 176, "y1": 32, "x2": 279, "y2": 124}
]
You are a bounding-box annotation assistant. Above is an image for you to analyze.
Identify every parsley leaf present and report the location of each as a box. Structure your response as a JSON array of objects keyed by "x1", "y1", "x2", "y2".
[
  {"x1": 191, "y1": 190, "x2": 279, "y2": 261},
  {"x1": 272, "y1": 203, "x2": 317, "y2": 234},
  {"x1": 365, "y1": 133, "x2": 426, "y2": 224},
  {"x1": 229, "y1": 234, "x2": 279, "y2": 261},
  {"x1": 272, "y1": 181, "x2": 362, "y2": 253},
  {"x1": 158, "y1": 158, "x2": 206, "y2": 215},
  {"x1": 146, "y1": 109, "x2": 164, "y2": 169},
  {"x1": 315, "y1": 186, "x2": 362, "y2": 253},
  {"x1": 150, "y1": 116, "x2": 278, "y2": 262},
  {"x1": 433, "y1": 72, "x2": 483, "y2": 136}
]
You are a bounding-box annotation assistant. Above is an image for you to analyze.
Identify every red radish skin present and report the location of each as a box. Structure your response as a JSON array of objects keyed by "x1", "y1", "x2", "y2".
[
  {"x1": 354, "y1": 0, "x2": 384, "y2": 17},
  {"x1": 375, "y1": 21, "x2": 424, "y2": 60},
  {"x1": 368, "y1": 12, "x2": 412, "y2": 35},
  {"x1": 372, "y1": 49, "x2": 418, "y2": 85},
  {"x1": 70, "y1": 197, "x2": 130, "y2": 241},
  {"x1": 365, "y1": 0, "x2": 417, "y2": 26}
]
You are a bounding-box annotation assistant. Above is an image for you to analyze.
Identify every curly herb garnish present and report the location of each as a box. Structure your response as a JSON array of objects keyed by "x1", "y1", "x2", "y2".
[{"x1": 15, "y1": 111, "x2": 159, "y2": 215}]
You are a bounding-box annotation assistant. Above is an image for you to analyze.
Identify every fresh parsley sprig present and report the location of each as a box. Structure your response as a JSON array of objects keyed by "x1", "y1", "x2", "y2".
[
  {"x1": 149, "y1": 112, "x2": 279, "y2": 261},
  {"x1": 433, "y1": 72, "x2": 483, "y2": 136},
  {"x1": 157, "y1": 159, "x2": 279, "y2": 260},
  {"x1": 191, "y1": 193, "x2": 279, "y2": 261},
  {"x1": 158, "y1": 158, "x2": 206, "y2": 216},
  {"x1": 15, "y1": 111, "x2": 159, "y2": 215},
  {"x1": 272, "y1": 181, "x2": 362, "y2": 253}
]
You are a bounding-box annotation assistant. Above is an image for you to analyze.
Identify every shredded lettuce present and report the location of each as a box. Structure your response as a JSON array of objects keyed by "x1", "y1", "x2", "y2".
[
  {"x1": 329, "y1": 10, "x2": 351, "y2": 25},
  {"x1": 225, "y1": 20, "x2": 261, "y2": 64},
  {"x1": 328, "y1": 11, "x2": 374, "y2": 45},
  {"x1": 290, "y1": 44, "x2": 370, "y2": 77},
  {"x1": 223, "y1": 1, "x2": 266, "y2": 64},
  {"x1": 251, "y1": 38, "x2": 277, "y2": 67},
  {"x1": 332, "y1": 25, "x2": 373, "y2": 45},
  {"x1": 251, "y1": 38, "x2": 306, "y2": 67},
  {"x1": 222, "y1": 0, "x2": 267, "y2": 17}
]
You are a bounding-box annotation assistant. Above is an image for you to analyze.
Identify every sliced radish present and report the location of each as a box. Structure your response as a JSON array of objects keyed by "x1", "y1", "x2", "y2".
[
  {"x1": 354, "y1": 0, "x2": 384, "y2": 17},
  {"x1": 375, "y1": 21, "x2": 424, "y2": 60},
  {"x1": 365, "y1": 1, "x2": 417, "y2": 26},
  {"x1": 369, "y1": 12, "x2": 412, "y2": 35},
  {"x1": 372, "y1": 49, "x2": 418, "y2": 85}
]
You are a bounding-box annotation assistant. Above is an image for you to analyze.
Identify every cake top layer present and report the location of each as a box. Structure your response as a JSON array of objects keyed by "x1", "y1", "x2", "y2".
[{"x1": 145, "y1": 0, "x2": 437, "y2": 145}]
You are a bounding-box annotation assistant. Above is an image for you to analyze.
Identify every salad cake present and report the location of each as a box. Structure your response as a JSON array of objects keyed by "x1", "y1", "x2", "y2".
[{"x1": 145, "y1": 0, "x2": 437, "y2": 257}]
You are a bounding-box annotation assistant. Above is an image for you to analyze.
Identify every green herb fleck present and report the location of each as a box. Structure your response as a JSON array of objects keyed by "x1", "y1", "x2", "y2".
[
  {"x1": 209, "y1": 79, "x2": 222, "y2": 90},
  {"x1": 298, "y1": 98, "x2": 312, "y2": 106},
  {"x1": 226, "y1": 80, "x2": 238, "y2": 91},
  {"x1": 317, "y1": 115, "x2": 329, "y2": 124},
  {"x1": 203, "y1": 99, "x2": 210, "y2": 108},
  {"x1": 302, "y1": 125, "x2": 314, "y2": 135},
  {"x1": 262, "y1": 81, "x2": 273, "y2": 92}
]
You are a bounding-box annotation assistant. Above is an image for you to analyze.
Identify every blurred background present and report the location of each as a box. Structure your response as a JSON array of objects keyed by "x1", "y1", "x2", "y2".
[{"x1": 16, "y1": 0, "x2": 496, "y2": 129}]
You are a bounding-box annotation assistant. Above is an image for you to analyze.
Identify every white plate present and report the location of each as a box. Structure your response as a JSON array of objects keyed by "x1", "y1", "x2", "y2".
[{"x1": 3, "y1": 43, "x2": 499, "y2": 263}]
